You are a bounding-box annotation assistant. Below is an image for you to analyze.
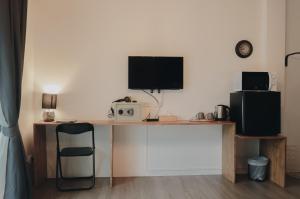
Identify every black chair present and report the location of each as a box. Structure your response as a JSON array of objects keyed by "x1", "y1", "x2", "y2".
[{"x1": 56, "y1": 123, "x2": 95, "y2": 191}]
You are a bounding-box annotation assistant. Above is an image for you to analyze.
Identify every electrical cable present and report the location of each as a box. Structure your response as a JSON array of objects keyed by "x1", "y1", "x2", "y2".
[
  {"x1": 156, "y1": 91, "x2": 164, "y2": 118},
  {"x1": 143, "y1": 90, "x2": 161, "y2": 118},
  {"x1": 143, "y1": 90, "x2": 159, "y2": 105}
]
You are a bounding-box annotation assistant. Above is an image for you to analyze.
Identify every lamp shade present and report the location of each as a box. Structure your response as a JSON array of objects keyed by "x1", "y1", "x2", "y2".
[{"x1": 42, "y1": 93, "x2": 57, "y2": 109}]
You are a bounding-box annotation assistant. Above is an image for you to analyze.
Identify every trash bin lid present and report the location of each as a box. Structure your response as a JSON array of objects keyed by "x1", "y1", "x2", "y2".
[{"x1": 248, "y1": 156, "x2": 269, "y2": 166}]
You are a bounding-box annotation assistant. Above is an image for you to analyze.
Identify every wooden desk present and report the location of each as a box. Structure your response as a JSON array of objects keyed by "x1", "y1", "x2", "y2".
[
  {"x1": 33, "y1": 120, "x2": 286, "y2": 188},
  {"x1": 236, "y1": 135, "x2": 286, "y2": 187},
  {"x1": 33, "y1": 120, "x2": 236, "y2": 187},
  {"x1": 33, "y1": 121, "x2": 287, "y2": 188}
]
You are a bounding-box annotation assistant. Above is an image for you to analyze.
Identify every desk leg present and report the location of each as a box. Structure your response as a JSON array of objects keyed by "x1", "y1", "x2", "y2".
[
  {"x1": 260, "y1": 139, "x2": 286, "y2": 188},
  {"x1": 110, "y1": 125, "x2": 114, "y2": 187},
  {"x1": 33, "y1": 124, "x2": 47, "y2": 187},
  {"x1": 222, "y1": 124, "x2": 236, "y2": 183}
]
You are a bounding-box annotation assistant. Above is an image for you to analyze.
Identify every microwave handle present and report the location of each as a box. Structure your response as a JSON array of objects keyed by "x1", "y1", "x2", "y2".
[{"x1": 268, "y1": 73, "x2": 272, "y2": 91}]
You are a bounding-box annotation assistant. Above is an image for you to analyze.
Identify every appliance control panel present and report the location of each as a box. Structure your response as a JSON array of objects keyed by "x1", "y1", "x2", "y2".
[{"x1": 114, "y1": 102, "x2": 145, "y2": 122}]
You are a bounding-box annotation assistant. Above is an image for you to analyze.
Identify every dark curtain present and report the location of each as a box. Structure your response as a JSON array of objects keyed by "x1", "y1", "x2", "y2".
[{"x1": 0, "y1": 0, "x2": 31, "y2": 198}]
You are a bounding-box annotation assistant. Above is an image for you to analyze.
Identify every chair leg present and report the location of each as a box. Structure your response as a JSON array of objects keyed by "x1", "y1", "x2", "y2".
[
  {"x1": 58, "y1": 154, "x2": 64, "y2": 179},
  {"x1": 56, "y1": 153, "x2": 60, "y2": 190},
  {"x1": 56, "y1": 154, "x2": 96, "y2": 191},
  {"x1": 93, "y1": 152, "x2": 96, "y2": 186}
]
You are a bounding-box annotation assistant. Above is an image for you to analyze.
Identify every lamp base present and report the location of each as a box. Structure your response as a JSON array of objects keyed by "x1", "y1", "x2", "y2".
[{"x1": 43, "y1": 110, "x2": 55, "y2": 122}]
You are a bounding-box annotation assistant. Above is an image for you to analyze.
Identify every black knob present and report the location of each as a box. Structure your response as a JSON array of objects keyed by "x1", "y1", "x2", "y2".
[
  {"x1": 118, "y1": 109, "x2": 124, "y2": 115},
  {"x1": 127, "y1": 109, "x2": 134, "y2": 116}
]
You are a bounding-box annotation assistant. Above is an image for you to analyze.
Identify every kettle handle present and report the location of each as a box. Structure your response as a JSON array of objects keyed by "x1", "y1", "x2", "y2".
[
  {"x1": 224, "y1": 105, "x2": 230, "y2": 120},
  {"x1": 225, "y1": 105, "x2": 230, "y2": 110}
]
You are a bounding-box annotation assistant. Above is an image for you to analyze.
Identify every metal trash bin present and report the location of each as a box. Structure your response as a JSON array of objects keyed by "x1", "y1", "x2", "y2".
[{"x1": 248, "y1": 156, "x2": 269, "y2": 181}]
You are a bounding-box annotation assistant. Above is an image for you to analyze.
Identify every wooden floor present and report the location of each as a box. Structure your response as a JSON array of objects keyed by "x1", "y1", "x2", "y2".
[{"x1": 34, "y1": 175, "x2": 300, "y2": 199}]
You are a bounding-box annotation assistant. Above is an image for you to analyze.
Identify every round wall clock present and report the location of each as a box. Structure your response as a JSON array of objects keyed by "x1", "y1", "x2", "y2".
[{"x1": 235, "y1": 40, "x2": 253, "y2": 58}]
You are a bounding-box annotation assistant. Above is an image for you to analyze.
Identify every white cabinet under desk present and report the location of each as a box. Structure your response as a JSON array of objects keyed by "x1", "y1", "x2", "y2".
[{"x1": 33, "y1": 120, "x2": 285, "y2": 188}]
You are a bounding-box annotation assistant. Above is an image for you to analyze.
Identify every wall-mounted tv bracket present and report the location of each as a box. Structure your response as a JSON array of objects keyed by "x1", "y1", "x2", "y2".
[{"x1": 285, "y1": 52, "x2": 300, "y2": 67}]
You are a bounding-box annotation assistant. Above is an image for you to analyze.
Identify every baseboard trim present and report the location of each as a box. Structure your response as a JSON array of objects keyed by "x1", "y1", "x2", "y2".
[{"x1": 146, "y1": 168, "x2": 222, "y2": 176}]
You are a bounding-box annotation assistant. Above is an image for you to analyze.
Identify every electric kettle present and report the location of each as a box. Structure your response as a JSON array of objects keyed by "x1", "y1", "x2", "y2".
[{"x1": 214, "y1": 105, "x2": 230, "y2": 121}]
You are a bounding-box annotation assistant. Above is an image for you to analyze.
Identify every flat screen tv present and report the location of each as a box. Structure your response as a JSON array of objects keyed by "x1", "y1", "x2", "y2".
[{"x1": 128, "y1": 56, "x2": 183, "y2": 90}]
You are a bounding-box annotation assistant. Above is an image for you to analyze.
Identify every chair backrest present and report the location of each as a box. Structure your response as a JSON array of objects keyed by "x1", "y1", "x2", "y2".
[{"x1": 56, "y1": 123, "x2": 95, "y2": 150}]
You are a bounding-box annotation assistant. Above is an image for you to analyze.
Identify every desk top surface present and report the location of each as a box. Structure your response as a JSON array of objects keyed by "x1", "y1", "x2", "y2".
[
  {"x1": 34, "y1": 120, "x2": 235, "y2": 126},
  {"x1": 235, "y1": 134, "x2": 286, "y2": 140}
]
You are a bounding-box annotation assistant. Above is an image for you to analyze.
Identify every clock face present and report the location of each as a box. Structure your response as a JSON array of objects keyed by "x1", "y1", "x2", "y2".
[{"x1": 235, "y1": 40, "x2": 253, "y2": 58}]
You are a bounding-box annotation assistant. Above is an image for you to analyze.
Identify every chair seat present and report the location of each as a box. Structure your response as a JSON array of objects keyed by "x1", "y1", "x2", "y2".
[{"x1": 60, "y1": 147, "x2": 94, "y2": 157}]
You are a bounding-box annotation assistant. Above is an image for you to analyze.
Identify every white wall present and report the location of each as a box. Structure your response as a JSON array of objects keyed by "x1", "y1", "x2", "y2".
[
  {"x1": 22, "y1": 0, "x2": 286, "y2": 177},
  {"x1": 285, "y1": 0, "x2": 300, "y2": 172},
  {"x1": 30, "y1": 0, "x2": 267, "y2": 120},
  {"x1": 19, "y1": 0, "x2": 35, "y2": 156}
]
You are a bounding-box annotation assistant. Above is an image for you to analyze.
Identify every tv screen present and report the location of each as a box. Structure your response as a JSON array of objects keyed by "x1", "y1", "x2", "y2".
[{"x1": 128, "y1": 56, "x2": 183, "y2": 90}]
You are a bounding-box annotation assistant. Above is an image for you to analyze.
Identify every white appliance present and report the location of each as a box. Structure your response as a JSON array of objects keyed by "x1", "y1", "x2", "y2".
[
  {"x1": 113, "y1": 102, "x2": 145, "y2": 122},
  {"x1": 233, "y1": 72, "x2": 278, "y2": 91}
]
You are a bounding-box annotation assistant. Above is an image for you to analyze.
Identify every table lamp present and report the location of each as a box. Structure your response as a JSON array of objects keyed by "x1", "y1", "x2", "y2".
[{"x1": 42, "y1": 93, "x2": 57, "y2": 122}]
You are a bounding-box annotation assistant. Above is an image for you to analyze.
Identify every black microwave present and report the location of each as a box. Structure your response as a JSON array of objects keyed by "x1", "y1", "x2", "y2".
[
  {"x1": 230, "y1": 91, "x2": 281, "y2": 136},
  {"x1": 234, "y1": 72, "x2": 271, "y2": 91}
]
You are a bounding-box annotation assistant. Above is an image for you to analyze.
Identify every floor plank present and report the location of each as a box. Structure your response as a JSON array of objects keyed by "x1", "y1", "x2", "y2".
[{"x1": 33, "y1": 175, "x2": 300, "y2": 199}]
